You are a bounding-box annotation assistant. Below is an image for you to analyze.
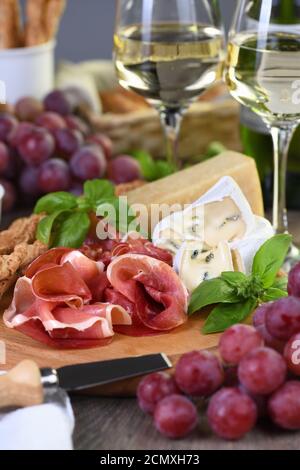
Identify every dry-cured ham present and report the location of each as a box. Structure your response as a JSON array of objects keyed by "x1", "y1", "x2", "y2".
[{"x1": 107, "y1": 254, "x2": 188, "y2": 334}]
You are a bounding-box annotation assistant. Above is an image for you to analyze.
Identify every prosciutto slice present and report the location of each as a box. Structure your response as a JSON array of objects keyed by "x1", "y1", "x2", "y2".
[
  {"x1": 107, "y1": 254, "x2": 188, "y2": 333},
  {"x1": 3, "y1": 249, "x2": 132, "y2": 349}
]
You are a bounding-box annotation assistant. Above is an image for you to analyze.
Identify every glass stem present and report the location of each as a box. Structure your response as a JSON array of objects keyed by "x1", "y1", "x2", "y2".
[
  {"x1": 269, "y1": 124, "x2": 297, "y2": 234},
  {"x1": 159, "y1": 107, "x2": 183, "y2": 169}
]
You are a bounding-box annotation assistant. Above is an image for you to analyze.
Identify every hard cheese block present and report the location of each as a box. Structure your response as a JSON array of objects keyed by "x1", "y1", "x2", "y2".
[{"x1": 127, "y1": 152, "x2": 264, "y2": 217}]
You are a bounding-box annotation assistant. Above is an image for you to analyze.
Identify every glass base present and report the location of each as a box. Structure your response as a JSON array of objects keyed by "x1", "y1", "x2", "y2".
[{"x1": 283, "y1": 243, "x2": 300, "y2": 272}]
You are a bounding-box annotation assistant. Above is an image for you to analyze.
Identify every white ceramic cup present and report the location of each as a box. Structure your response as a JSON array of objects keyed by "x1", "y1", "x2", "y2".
[{"x1": 0, "y1": 41, "x2": 56, "y2": 104}]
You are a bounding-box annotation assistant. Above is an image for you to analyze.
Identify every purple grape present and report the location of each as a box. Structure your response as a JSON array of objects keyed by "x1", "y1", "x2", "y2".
[
  {"x1": 283, "y1": 332, "x2": 300, "y2": 376},
  {"x1": 265, "y1": 296, "x2": 300, "y2": 341},
  {"x1": 0, "y1": 178, "x2": 17, "y2": 212},
  {"x1": 0, "y1": 113, "x2": 18, "y2": 142},
  {"x1": 15, "y1": 97, "x2": 43, "y2": 122},
  {"x1": 70, "y1": 145, "x2": 107, "y2": 181},
  {"x1": 87, "y1": 133, "x2": 113, "y2": 160},
  {"x1": 54, "y1": 128, "x2": 83, "y2": 159},
  {"x1": 18, "y1": 127, "x2": 55, "y2": 166},
  {"x1": 207, "y1": 388, "x2": 257, "y2": 440},
  {"x1": 36, "y1": 112, "x2": 66, "y2": 132},
  {"x1": 288, "y1": 263, "x2": 300, "y2": 297},
  {"x1": 107, "y1": 155, "x2": 142, "y2": 184},
  {"x1": 154, "y1": 395, "x2": 198, "y2": 439},
  {"x1": 9, "y1": 122, "x2": 35, "y2": 148},
  {"x1": 253, "y1": 304, "x2": 285, "y2": 352},
  {"x1": 65, "y1": 115, "x2": 90, "y2": 137},
  {"x1": 174, "y1": 350, "x2": 224, "y2": 397},
  {"x1": 63, "y1": 86, "x2": 94, "y2": 111},
  {"x1": 43, "y1": 89, "x2": 76, "y2": 116},
  {"x1": 137, "y1": 372, "x2": 180, "y2": 414},
  {"x1": 0, "y1": 142, "x2": 10, "y2": 174},
  {"x1": 69, "y1": 179, "x2": 83, "y2": 196},
  {"x1": 38, "y1": 158, "x2": 71, "y2": 193},
  {"x1": 238, "y1": 347, "x2": 287, "y2": 395},
  {"x1": 219, "y1": 324, "x2": 263, "y2": 365},
  {"x1": 19, "y1": 166, "x2": 40, "y2": 196},
  {"x1": 268, "y1": 381, "x2": 300, "y2": 430}
]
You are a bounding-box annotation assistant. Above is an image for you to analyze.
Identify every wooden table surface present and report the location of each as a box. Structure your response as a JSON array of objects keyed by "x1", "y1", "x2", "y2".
[
  {"x1": 3, "y1": 210, "x2": 300, "y2": 450},
  {"x1": 70, "y1": 212, "x2": 300, "y2": 451}
]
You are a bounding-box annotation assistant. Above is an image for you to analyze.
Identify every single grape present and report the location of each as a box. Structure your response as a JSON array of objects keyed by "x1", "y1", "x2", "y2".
[
  {"x1": 238, "y1": 347, "x2": 287, "y2": 395},
  {"x1": 38, "y1": 158, "x2": 71, "y2": 193},
  {"x1": 0, "y1": 178, "x2": 17, "y2": 212},
  {"x1": 70, "y1": 179, "x2": 83, "y2": 196},
  {"x1": 19, "y1": 166, "x2": 40, "y2": 196},
  {"x1": 2, "y1": 148, "x2": 22, "y2": 181},
  {"x1": 253, "y1": 304, "x2": 285, "y2": 352},
  {"x1": 70, "y1": 145, "x2": 107, "y2": 181},
  {"x1": 65, "y1": 115, "x2": 90, "y2": 137},
  {"x1": 268, "y1": 381, "x2": 300, "y2": 430},
  {"x1": 153, "y1": 395, "x2": 198, "y2": 439},
  {"x1": 219, "y1": 324, "x2": 263, "y2": 365},
  {"x1": 9, "y1": 122, "x2": 34, "y2": 148},
  {"x1": 18, "y1": 127, "x2": 55, "y2": 166},
  {"x1": 207, "y1": 387, "x2": 257, "y2": 440},
  {"x1": 63, "y1": 86, "x2": 94, "y2": 111},
  {"x1": 15, "y1": 97, "x2": 43, "y2": 122},
  {"x1": 265, "y1": 296, "x2": 300, "y2": 341},
  {"x1": 44, "y1": 89, "x2": 75, "y2": 116},
  {"x1": 283, "y1": 332, "x2": 300, "y2": 376},
  {"x1": 175, "y1": 350, "x2": 224, "y2": 397},
  {"x1": 137, "y1": 372, "x2": 180, "y2": 414},
  {"x1": 87, "y1": 133, "x2": 113, "y2": 160},
  {"x1": 0, "y1": 113, "x2": 18, "y2": 142},
  {"x1": 0, "y1": 142, "x2": 10, "y2": 174},
  {"x1": 288, "y1": 263, "x2": 300, "y2": 297},
  {"x1": 36, "y1": 111, "x2": 66, "y2": 132},
  {"x1": 54, "y1": 128, "x2": 83, "y2": 159},
  {"x1": 239, "y1": 384, "x2": 268, "y2": 418},
  {"x1": 107, "y1": 155, "x2": 142, "y2": 184}
]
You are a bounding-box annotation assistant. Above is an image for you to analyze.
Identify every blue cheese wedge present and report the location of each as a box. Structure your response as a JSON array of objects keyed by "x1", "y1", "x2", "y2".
[{"x1": 174, "y1": 240, "x2": 234, "y2": 293}]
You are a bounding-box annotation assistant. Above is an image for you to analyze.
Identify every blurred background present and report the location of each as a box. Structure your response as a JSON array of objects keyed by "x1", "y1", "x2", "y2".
[{"x1": 54, "y1": 0, "x2": 236, "y2": 62}]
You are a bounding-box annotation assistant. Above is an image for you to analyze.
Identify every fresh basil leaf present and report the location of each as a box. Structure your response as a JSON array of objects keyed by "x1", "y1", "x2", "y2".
[
  {"x1": 221, "y1": 271, "x2": 247, "y2": 287},
  {"x1": 84, "y1": 179, "x2": 115, "y2": 207},
  {"x1": 252, "y1": 234, "x2": 292, "y2": 288},
  {"x1": 52, "y1": 212, "x2": 90, "y2": 248},
  {"x1": 188, "y1": 278, "x2": 241, "y2": 315},
  {"x1": 155, "y1": 160, "x2": 175, "y2": 179},
  {"x1": 261, "y1": 287, "x2": 288, "y2": 302},
  {"x1": 202, "y1": 298, "x2": 258, "y2": 334},
  {"x1": 130, "y1": 150, "x2": 158, "y2": 181},
  {"x1": 34, "y1": 192, "x2": 77, "y2": 215},
  {"x1": 272, "y1": 275, "x2": 288, "y2": 291},
  {"x1": 36, "y1": 210, "x2": 69, "y2": 245}
]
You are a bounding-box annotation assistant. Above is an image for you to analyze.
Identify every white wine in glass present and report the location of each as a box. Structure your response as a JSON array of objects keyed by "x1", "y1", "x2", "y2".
[
  {"x1": 114, "y1": 0, "x2": 224, "y2": 168},
  {"x1": 225, "y1": 0, "x2": 300, "y2": 268}
]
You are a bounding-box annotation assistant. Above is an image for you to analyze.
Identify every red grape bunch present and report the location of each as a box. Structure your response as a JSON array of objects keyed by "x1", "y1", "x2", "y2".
[
  {"x1": 136, "y1": 265, "x2": 300, "y2": 440},
  {"x1": 0, "y1": 88, "x2": 144, "y2": 212}
]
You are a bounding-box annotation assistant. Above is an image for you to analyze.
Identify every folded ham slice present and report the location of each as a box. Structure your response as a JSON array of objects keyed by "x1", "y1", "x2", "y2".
[{"x1": 107, "y1": 254, "x2": 188, "y2": 334}]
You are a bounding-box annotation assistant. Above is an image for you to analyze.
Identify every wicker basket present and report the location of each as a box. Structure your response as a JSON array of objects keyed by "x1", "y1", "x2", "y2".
[{"x1": 88, "y1": 99, "x2": 242, "y2": 160}]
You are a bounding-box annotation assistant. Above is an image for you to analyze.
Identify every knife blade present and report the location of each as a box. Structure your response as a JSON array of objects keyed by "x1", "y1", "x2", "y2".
[{"x1": 0, "y1": 354, "x2": 172, "y2": 409}]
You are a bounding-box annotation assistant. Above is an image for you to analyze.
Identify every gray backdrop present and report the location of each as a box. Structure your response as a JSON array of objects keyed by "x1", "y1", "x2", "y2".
[{"x1": 55, "y1": 0, "x2": 236, "y2": 62}]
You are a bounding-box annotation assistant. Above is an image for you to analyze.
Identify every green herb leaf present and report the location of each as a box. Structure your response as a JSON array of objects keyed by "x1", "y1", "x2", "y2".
[
  {"x1": 155, "y1": 160, "x2": 175, "y2": 179},
  {"x1": 52, "y1": 212, "x2": 90, "y2": 248},
  {"x1": 130, "y1": 150, "x2": 158, "y2": 181},
  {"x1": 220, "y1": 271, "x2": 248, "y2": 287},
  {"x1": 34, "y1": 192, "x2": 77, "y2": 215},
  {"x1": 188, "y1": 277, "x2": 241, "y2": 315},
  {"x1": 84, "y1": 179, "x2": 115, "y2": 208},
  {"x1": 36, "y1": 210, "x2": 70, "y2": 245},
  {"x1": 261, "y1": 287, "x2": 288, "y2": 302},
  {"x1": 252, "y1": 234, "x2": 292, "y2": 288},
  {"x1": 202, "y1": 298, "x2": 258, "y2": 334},
  {"x1": 272, "y1": 275, "x2": 288, "y2": 291}
]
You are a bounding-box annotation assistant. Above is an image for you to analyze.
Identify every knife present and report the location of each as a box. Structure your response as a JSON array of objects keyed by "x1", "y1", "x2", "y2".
[{"x1": 0, "y1": 354, "x2": 172, "y2": 409}]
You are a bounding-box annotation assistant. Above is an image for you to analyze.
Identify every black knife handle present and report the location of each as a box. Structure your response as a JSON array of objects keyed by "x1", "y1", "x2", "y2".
[{"x1": 40, "y1": 368, "x2": 59, "y2": 388}]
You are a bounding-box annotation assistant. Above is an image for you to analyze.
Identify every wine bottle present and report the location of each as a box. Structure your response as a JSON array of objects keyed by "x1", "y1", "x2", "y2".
[{"x1": 239, "y1": 0, "x2": 300, "y2": 209}]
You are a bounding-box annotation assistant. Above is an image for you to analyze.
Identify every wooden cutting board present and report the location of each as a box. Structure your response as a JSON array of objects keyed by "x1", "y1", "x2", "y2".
[{"x1": 0, "y1": 293, "x2": 220, "y2": 396}]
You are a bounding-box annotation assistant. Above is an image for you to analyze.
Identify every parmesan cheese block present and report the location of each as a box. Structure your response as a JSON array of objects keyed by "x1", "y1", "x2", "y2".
[{"x1": 127, "y1": 152, "x2": 264, "y2": 220}]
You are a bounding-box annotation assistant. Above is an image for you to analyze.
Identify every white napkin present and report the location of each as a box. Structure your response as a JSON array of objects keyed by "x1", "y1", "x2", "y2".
[{"x1": 0, "y1": 387, "x2": 75, "y2": 450}]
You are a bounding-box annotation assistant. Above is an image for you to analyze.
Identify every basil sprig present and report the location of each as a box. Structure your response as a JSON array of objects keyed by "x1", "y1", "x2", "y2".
[
  {"x1": 188, "y1": 234, "x2": 292, "y2": 334},
  {"x1": 34, "y1": 179, "x2": 130, "y2": 248}
]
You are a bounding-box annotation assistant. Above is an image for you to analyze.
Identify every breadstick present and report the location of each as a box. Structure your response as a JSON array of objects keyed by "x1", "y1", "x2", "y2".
[
  {"x1": 10, "y1": 0, "x2": 23, "y2": 47},
  {"x1": 25, "y1": 0, "x2": 48, "y2": 46},
  {"x1": 0, "y1": 0, "x2": 17, "y2": 49},
  {"x1": 44, "y1": 0, "x2": 66, "y2": 41}
]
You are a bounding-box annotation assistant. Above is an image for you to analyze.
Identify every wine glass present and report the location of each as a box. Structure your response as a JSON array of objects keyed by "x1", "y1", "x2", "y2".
[
  {"x1": 113, "y1": 0, "x2": 224, "y2": 169},
  {"x1": 225, "y1": 0, "x2": 300, "y2": 268}
]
